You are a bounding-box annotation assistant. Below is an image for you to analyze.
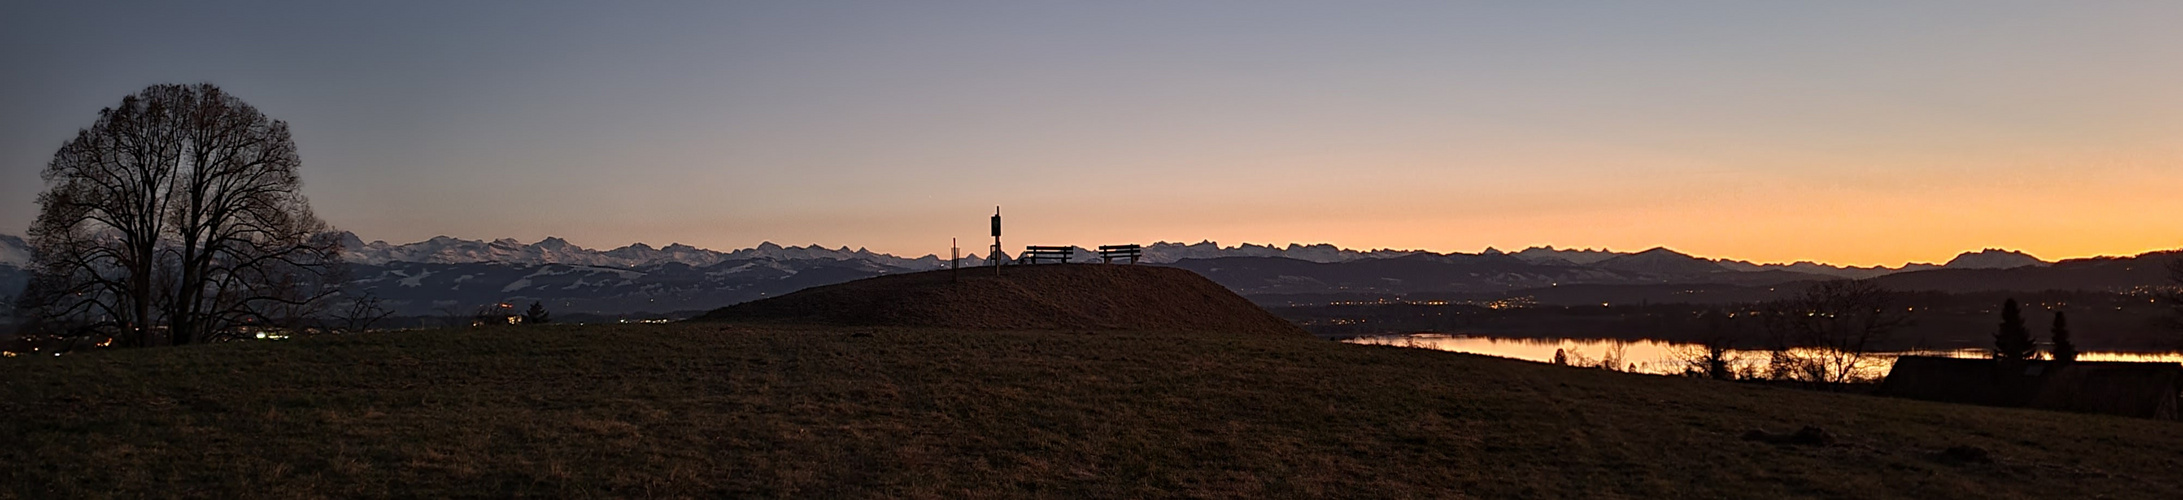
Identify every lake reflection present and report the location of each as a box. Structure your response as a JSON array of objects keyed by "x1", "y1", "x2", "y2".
[{"x1": 1345, "y1": 333, "x2": 2183, "y2": 379}]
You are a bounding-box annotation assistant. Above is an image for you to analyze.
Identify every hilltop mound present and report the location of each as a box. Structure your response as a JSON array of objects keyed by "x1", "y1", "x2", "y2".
[{"x1": 693, "y1": 264, "x2": 1308, "y2": 336}]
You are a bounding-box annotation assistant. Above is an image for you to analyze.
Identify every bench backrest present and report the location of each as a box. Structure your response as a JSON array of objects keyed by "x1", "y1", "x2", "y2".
[
  {"x1": 1019, "y1": 246, "x2": 1074, "y2": 264},
  {"x1": 1096, "y1": 244, "x2": 1142, "y2": 264}
]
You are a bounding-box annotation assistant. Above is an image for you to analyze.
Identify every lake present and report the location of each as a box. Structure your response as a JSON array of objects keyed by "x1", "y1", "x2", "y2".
[{"x1": 1344, "y1": 333, "x2": 2183, "y2": 380}]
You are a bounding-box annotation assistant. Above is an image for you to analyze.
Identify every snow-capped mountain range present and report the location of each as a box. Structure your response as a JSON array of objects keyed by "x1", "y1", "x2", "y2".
[
  {"x1": 0, "y1": 235, "x2": 28, "y2": 268},
  {"x1": 327, "y1": 233, "x2": 2050, "y2": 277},
  {"x1": 0, "y1": 231, "x2": 2060, "y2": 283},
  {"x1": 0, "y1": 232, "x2": 2080, "y2": 318},
  {"x1": 336, "y1": 232, "x2": 970, "y2": 269}
]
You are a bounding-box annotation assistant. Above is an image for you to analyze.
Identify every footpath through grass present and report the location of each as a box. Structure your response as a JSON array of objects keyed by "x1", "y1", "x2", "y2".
[{"x1": 3, "y1": 324, "x2": 2180, "y2": 498}]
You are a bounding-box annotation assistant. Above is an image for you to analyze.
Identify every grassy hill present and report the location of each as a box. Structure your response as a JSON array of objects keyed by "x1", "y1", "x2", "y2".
[
  {"x1": 3, "y1": 324, "x2": 2179, "y2": 498},
  {"x1": 695, "y1": 264, "x2": 1308, "y2": 337}
]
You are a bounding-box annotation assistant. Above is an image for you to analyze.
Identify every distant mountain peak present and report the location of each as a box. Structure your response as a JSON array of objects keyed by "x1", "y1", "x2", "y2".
[
  {"x1": 0, "y1": 234, "x2": 28, "y2": 267},
  {"x1": 331, "y1": 233, "x2": 960, "y2": 270},
  {"x1": 1511, "y1": 246, "x2": 1622, "y2": 265},
  {"x1": 1944, "y1": 249, "x2": 2047, "y2": 269},
  {"x1": 1596, "y1": 246, "x2": 1727, "y2": 276}
]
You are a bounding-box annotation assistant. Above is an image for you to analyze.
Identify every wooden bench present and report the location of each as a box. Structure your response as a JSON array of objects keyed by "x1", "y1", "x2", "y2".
[
  {"x1": 1098, "y1": 244, "x2": 1142, "y2": 264},
  {"x1": 1019, "y1": 245, "x2": 1073, "y2": 264}
]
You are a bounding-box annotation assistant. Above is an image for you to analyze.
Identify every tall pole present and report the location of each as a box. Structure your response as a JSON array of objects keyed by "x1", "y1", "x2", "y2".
[
  {"x1": 951, "y1": 237, "x2": 960, "y2": 282},
  {"x1": 991, "y1": 206, "x2": 1002, "y2": 276}
]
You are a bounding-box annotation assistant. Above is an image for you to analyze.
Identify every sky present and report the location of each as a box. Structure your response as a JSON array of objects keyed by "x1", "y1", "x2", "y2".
[{"x1": 1, "y1": 1, "x2": 2178, "y2": 268}]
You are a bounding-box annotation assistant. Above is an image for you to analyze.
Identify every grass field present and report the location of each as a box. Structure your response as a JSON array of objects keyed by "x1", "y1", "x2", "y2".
[{"x1": 4, "y1": 324, "x2": 2180, "y2": 498}]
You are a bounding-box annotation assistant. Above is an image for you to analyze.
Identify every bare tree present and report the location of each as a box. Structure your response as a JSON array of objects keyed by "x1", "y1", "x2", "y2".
[
  {"x1": 331, "y1": 293, "x2": 397, "y2": 333},
  {"x1": 434, "y1": 304, "x2": 468, "y2": 329},
  {"x1": 20, "y1": 83, "x2": 343, "y2": 347},
  {"x1": 0, "y1": 294, "x2": 15, "y2": 338},
  {"x1": 1673, "y1": 308, "x2": 1745, "y2": 380},
  {"x1": 1759, "y1": 279, "x2": 1913, "y2": 386}
]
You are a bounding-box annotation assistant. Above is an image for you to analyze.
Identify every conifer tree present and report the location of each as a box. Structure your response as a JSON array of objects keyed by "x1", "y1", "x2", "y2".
[
  {"x1": 1993, "y1": 299, "x2": 2037, "y2": 361},
  {"x1": 523, "y1": 301, "x2": 551, "y2": 325},
  {"x1": 2050, "y1": 310, "x2": 2078, "y2": 363}
]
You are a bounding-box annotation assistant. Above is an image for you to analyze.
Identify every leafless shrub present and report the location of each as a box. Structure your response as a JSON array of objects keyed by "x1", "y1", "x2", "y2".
[{"x1": 1599, "y1": 342, "x2": 1629, "y2": 372}]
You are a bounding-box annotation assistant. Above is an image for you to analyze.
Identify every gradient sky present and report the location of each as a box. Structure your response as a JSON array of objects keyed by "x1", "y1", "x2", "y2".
[{"x1": 2, "y1": 1, "x2": 2179, "y2": 267}]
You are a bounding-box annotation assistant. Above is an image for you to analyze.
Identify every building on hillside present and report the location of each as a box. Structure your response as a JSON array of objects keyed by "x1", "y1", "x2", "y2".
[
  {"x1": 1877, "y1": 356, "x2": 2183, "y2": 420},
  {"x1": 470, "y1": 303, "x2": 521, "y2": 327}
]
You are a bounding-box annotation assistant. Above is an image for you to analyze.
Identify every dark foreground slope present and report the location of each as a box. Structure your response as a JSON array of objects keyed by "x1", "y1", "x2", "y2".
[
  {"x1": 695, "y1": 263, "x2": 1307, "y2": 336},
  {"x1": 4, "y1": 325, "x2": 2181, "y2": 498}
]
